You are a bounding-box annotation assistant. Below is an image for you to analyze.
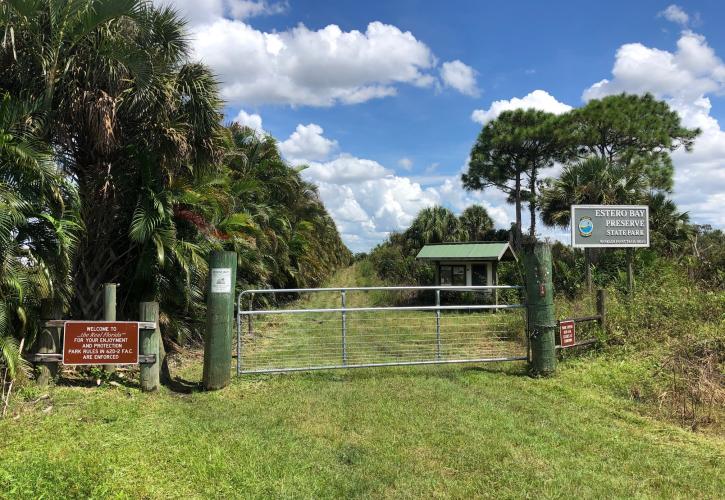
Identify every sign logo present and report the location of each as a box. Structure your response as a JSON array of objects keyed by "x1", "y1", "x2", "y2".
[{"x1": 578, "y1": 216, "x2": 593, "y2": 237}]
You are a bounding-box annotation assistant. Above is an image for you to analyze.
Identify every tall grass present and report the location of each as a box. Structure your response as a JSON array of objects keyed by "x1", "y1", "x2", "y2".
[{"x1": 558, "y1": 260, "x2": 724, "y2": 432}]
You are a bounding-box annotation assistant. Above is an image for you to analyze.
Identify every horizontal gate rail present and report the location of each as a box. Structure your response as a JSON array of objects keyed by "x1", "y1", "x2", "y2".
[
  {"x1": 236, "y1": 285, "x2": 527, "y2": 375},
  {"x1": 238, "y1": 304, "x2": 524, "y2": 316},
  {"x1": 238, "y1": 285, "x2": 522, "y2": 295},
  {"x1": 237, "y1": 357, "x2": 528, "y2": 375}
]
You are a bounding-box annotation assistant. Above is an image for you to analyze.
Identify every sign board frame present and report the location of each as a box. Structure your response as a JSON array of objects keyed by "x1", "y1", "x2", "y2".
[
  {"x1": 570, "y1": 205, "x2": 649, "y2": 248},
  {"x1": 62, "y1": 321, "x2": 140, "y2": 365},
  {"x1": 559, "y1": 320, "x2": 576, "y2": 348}
]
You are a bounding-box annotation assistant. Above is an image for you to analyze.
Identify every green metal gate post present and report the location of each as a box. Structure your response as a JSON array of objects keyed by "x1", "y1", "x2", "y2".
[
  {"x1": 103, "y1": 283, "x2": 117, "y2": 374},
  {"x1": 523, "y1": 241, "x2": 556, "y2": 376},
  {"x1": 139, "y1": 302, "x2": 161, "y2": 392},
  {"x1": 203, "y1": 251, "x2": 237, "y2": 390}
]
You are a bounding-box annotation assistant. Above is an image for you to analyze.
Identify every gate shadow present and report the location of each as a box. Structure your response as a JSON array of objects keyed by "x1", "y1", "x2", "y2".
[{"x1": 240, "y1": 362, "x2": 530, "y2": 384}]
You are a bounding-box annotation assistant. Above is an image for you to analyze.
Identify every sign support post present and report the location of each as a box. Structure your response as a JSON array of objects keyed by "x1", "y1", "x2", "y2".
[
  {"x1": 523, "y1": 241, "x2": 556, "y2": 376},
  {"x1": 139, "y1": 302, "x2": 161, "y2": 392},
  {"x1": 103, "y1": 283, "x2": 117, "y2": 374},
  {"x1": 203, "y1": 251, "x2": 237, "y2": 390}
]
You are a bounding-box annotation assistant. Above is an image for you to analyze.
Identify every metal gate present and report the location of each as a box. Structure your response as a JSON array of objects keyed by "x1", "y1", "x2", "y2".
[{"x1": 236, "y1": 285, "x2": 527, "y2": 375}]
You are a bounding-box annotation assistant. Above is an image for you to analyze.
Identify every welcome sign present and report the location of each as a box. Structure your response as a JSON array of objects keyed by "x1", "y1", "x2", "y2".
[{"x1": 571, "y1": 205, "x2": 650, "y2": 248}]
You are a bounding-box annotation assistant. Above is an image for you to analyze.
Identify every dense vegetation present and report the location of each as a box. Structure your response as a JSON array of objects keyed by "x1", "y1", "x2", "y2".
[{"x1": 0, "y1": 0, "x2": 350, "y2": 391}]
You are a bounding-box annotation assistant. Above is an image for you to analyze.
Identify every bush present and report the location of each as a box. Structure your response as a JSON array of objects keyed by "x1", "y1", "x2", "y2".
[{"x1": 367, "y1": 244, "x2": 433, "y2": 285}]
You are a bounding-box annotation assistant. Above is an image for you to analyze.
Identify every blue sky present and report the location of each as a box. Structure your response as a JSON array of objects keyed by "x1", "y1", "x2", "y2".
[{"x1": 160, "y1": 0, "x2": 725, "y2": 251}]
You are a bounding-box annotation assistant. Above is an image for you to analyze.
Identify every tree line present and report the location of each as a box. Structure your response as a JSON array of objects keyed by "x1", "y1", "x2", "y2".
[{"x1": 0, "y1": 0, "x2": 350, "y2": 381}]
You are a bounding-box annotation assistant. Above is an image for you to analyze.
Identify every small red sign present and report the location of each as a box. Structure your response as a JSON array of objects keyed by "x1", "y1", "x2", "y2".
[
  {"x1": 62, "y1": 321, "x2": 140, "y2": 365},
  {"x1": 559, "y1": 320, "x2": 576, "y2": 347}
]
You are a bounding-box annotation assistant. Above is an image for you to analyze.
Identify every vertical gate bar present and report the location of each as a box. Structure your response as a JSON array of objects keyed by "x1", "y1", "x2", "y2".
[
  {"x1": 236, "y1": 293, "x2": 241, "y2": 376},
  {"x1": 248, "y1": 293, "x2": 254, "y2": 338},
  {"x1": 244, "y1": 292, "x2": 254, "y2": 373},
  {"x1": 435, "y1": 289, "x2": 441, "y2": 361},
  {"x1": 341, "y1": 290, "x2": 347, "y2": 366}
]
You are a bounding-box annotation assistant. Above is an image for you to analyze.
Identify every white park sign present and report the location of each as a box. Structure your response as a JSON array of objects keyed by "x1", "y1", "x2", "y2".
[{"x1": 571, "y1": 205, "x2": 650, "y2": 248}]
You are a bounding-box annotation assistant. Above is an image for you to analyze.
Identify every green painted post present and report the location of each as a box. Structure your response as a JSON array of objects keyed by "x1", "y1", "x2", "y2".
[
  {"x1": 139, "y1": 302, "x2": 161, "y2": 392},
  {"x1": 103, "y1": 283, "x2": 117, "y2": 374},
  {"x1": 203, "y1": 251, "x2": 237, "y2": 390},
  {"x1": 36, "y1": 299, "x2": 62, "y2": 387},
  {"x1": 523, "y1": 241, "x2": 556, "y2": 377}
]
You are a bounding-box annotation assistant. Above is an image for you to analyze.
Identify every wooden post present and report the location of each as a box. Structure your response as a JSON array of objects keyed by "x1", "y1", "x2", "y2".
[
  {"x1": 596, "y1": 289, "x2": 606, "y2": 330},
  {"x1": 139, "y1": 302, "x2": 161, "y2": 392},
  {"x1": 36, "y1": 299, "x2": 62, "y2": 387},
  {"x1": 103, "y1": 283, "x2": 117, "y2": 374},
  {"x1": 584, "y1": 248, "x2": 592, "y2": 293},
  {"x1": 523, "y1": 241, "x2": 556, "y2": 377},
  {"x1": 203, "y1": 251, "x2": 237, "y2": 390},
  {"x1": 626, "y1": 248, "x2": 634, "y2": 294}
]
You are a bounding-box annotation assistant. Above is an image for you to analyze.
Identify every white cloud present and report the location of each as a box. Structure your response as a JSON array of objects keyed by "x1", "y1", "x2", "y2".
[
  {"x1": 583, "y1": 30, "x2": 725, "y2": 227},
  {"x1": 233, "y1": 108, "x2": 263, "y2": 132},
  {"x1": 397, "y1": 157, "x2": 413, "y2": 171},
  {"x1": 583, "y1": 32, "x2": 725, "y2": 103},
  {"x1": 279, "y1": 123, "x2": 337, "y2": 163},
  {"x1": 158, "y1": 1, "x2": 480, "y2": 106},
  {"x1": 440, "y1": 60, "x2": 480, "y2": 97},
  {"x1": 191, "y1": 20, "x2": 440, "y2": 107},
  {"x1": 303, "y1": 157, "x2": 441, "y2": 250},
  {"x1": 471, "y1": 90, "x2": 572, "y2": 125},
  {"x1": 659, "y1": 5, "x2": 689, "y2": 26},
  {"x1": 305, "y1": 154, "x2": 391, "y2": 183}
]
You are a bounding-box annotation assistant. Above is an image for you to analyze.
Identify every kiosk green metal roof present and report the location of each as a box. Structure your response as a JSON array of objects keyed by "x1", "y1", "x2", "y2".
[{"x1": 415, "y1": 242, "x2": 516, "y2": 261}]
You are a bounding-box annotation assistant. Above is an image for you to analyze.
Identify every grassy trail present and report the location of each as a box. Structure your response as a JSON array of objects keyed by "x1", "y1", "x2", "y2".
[{"x1": 1, "y1": 266, "x2": 723, "y2": 498}]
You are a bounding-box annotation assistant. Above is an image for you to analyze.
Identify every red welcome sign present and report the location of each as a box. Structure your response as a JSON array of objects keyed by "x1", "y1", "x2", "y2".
[{"x1": 63, "y1": 321, "x2": 139, "y2": 365}]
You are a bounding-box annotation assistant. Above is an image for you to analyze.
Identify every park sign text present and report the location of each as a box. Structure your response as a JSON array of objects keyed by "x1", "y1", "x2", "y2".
[
  {"x1": 571, "y1": 205, "x2": 650, "y2": 248},
  {"x1": 559, "y1": 320, "x2": 576, "y2": 348},
  {"x1": 62, "y1": 321, "x2": 140, "y2": 365}
]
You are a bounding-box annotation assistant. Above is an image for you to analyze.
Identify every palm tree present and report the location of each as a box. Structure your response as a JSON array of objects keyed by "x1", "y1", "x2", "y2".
[
  {"x1": 0, "y1": 1, "x2": 351, "y2": 349},
  {"x1": 459, "y1": 205, "x2": 494, "y2": 241},
  {"x1": 404, "y1": 206, "x2": 466, "y2": 251},
  {"x1": 1, "y1": 1, "x2": 224, "y2": 321},
  {"x1": 647, "y1": 192, "x2": 693, "y2": 257},
  {"x1": 540, "y1": 157, "x2": 646, "y2": 226},
  {"x1": 0, "y1": 93, "x2": 79, "y2": 380}
]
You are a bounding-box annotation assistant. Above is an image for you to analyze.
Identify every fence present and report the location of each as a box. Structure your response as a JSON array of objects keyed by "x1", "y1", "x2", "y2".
[{"x1": 236, "y1": 285, "x2": 527, "y2": 375}]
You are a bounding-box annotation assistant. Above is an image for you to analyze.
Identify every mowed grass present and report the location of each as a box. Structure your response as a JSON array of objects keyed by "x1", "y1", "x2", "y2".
[{"x1": 1, "y1": 267, "x2": 723, "y2": 498}]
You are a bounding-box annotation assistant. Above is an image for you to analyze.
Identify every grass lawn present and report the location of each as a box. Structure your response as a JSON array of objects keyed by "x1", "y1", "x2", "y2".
[{"x1": 1, "y1": 267, "x2": 723, "y2": 498}]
